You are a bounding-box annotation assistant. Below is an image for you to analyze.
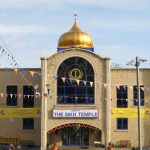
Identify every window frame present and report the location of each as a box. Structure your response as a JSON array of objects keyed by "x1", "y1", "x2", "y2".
[
  {"x1": 23, "y1": 118, "x2": 34, "y2": 130},
  {"x1": 117, "y1": 118, "x2": 128, "y2": 130},
  {"x1": 23, "y1": 85, "x2": 34, "y2": 108},
  {"x1": 6, "y1": 85, "x2": 18, "y2": 106},
  {"x1": 116, "y1": 85, "x2": 128, "y2": 108}
]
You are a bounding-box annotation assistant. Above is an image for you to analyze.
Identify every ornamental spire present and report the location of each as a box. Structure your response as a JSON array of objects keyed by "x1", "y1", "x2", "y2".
[{"x1": 74, "y1": 14, "x2": 77, "y2": 22}]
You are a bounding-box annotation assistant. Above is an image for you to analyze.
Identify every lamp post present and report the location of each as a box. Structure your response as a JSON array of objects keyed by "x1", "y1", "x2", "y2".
[
  {"x1": 46, "y1": 84, "x2": 51, "y2": 95},
  {"x1": 127, "y1": 57, "x2": 147, "y2": 150}
]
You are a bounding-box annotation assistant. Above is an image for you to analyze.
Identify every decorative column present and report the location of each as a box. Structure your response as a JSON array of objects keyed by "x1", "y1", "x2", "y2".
[
  {"x1": 101, "y1": 131, "x2": 105, "y2": 145},
  {"x1": 41, "y1": 57, "x2": 48, "y2": 150},
  {"x1": 105, "y1": 58, "x2": 111, "y2": 148}
]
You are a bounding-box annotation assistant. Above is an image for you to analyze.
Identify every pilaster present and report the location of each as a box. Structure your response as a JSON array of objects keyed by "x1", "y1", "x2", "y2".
[
  {"x1": 41, "y1": 57, "x2": 48, "y2": 150},
  {"x1": 105, "y1": 59, "x2": 111, "y2": 147}
]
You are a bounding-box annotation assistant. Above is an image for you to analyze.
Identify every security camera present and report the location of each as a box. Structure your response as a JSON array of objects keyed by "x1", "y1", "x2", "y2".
[{"x1": 139, "y1": 58, "x2": 147, "y2": 62}]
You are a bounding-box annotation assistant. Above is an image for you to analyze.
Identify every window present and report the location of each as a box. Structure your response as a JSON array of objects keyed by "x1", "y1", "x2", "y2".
[
  {"x1": 23, "y1": 118, "x2": 34, "y2": 130},
  {"x1": 6, "y1": 85, "x2": 17, "y2": 106},
  {"x1": 57, "y1": 57, "x2": 94, "y2": 104},
  {"x1": 117, "y1": 118, "x2": 128, "y2": 130},
  {"x1": 23, "y1": 86, "x2": 34, "y2": 107},
  {"x1": 133, "y1": 85, "x2": 144, "y2": 106},
  {"x1": 117, "y1": 86, "x2": 128, "y2": 108}
]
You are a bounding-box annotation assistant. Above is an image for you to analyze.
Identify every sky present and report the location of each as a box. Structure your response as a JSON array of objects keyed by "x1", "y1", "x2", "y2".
[{"x1": 0, "y1": 0, "x2": 150, "y2": 68}]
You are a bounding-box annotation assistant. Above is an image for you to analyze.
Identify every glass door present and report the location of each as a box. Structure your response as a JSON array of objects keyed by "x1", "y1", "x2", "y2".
[
  {"x1": 81, "y1": 127, "x2": 89, "y2": 146},
  {"x1": 62, "y1": 126, "x2": 89, "y2": 146},
  {"x1": 62, "y1": 127, "x2": 69, "y2": 145},
  {"x1": 69, "y1": 127, "x2": 80, "y2": 145}
]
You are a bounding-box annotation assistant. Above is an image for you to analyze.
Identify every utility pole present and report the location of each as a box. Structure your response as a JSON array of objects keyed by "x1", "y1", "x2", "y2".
[
  {"x1": 136, "y1": 57, "x2": 142, "y2": 150},
  {"x1": 127, "y1": 57, "x2": 147, "y2": 150}
]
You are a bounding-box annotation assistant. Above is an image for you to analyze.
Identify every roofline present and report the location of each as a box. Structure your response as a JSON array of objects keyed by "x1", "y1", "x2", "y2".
[
  {"x1": 42, "y1": 48, "x2": 111, "y2": 60},
  {"x1": 111, "y1": 68, "x2": 150, "y2": 70},
  {"x1": 0, "y1": 68, "x2": 41, "y2": 70}
]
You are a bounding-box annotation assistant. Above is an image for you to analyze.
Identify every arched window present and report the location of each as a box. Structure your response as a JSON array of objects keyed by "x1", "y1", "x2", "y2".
[{"x1": 57, "y1": 57, "x2": 94, "y2": 104}]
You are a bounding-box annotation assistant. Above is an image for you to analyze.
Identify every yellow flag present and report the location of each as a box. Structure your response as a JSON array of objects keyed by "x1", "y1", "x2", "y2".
[
  {"x1": 30, "y1": 71, "x2": 35, "y2": 77},
  {"x1": 61, "y1": 77, "x2": 65, "y2": 83},
  {"x1": 76, "y1": 80, "x2": 80, "y2": 85},
  {"x1": 116, "y1": 85, "x2": 120, "y2": 90},
  {"x1": 13, "y1": 68, "x2": 18, "y2": 73},
  {"x1": 0, "y1": 93, "x2": 4, "y2": 98},
  {"x1": 141, "y1": 87, "x2": 144, "y2": 91},
  {"x1": 90, "y1": 82, "x2": 93, "y2": 87}
]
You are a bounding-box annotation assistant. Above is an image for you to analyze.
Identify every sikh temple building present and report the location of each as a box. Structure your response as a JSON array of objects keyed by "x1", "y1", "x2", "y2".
[{"x1": 0, "y1": 19, "x2": 150, "y2": 149}]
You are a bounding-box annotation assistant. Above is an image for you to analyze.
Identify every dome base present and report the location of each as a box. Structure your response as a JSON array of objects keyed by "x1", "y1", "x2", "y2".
[{"x1": 57, "y1": 47, "x2": 94, "y2": 52}]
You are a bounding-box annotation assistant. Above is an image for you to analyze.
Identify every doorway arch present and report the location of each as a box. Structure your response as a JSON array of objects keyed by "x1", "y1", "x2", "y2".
[{"x1": 47, "y1": 123, "x2": 102, "y2": 147}]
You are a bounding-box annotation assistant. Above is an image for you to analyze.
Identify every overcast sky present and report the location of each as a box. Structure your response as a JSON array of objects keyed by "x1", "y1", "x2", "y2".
[{"x1": 0, "y1": 0, "x2": 150, "y2": 68}]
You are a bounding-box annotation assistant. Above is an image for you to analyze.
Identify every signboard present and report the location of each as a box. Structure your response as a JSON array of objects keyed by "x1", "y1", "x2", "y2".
[
  {"x1": 112, "y1": 108, "x2": 150, "y2": 118},
  {"x1": 0, "y1": 108, "x2": 40, "y2": 118},
  {"x1": 53, "y1": 109, "x2": 98, "y2": 118}
]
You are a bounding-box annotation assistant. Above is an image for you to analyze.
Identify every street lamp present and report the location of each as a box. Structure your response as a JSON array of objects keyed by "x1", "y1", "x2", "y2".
[
  {"x1": 43, "y1": 84, "x2": 51, "y2": 96},
  {"x1": 46, "y1": 83, "x2": 51, "y2": 95},
  {"x1": 127, "y1": 57, "x2": 147, "y2": 150}
]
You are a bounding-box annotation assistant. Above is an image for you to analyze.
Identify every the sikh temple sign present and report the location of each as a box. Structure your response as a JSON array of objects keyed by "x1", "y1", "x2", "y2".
[{"x1": 53, "y1": 109, "x2": 99, "y2": 118}]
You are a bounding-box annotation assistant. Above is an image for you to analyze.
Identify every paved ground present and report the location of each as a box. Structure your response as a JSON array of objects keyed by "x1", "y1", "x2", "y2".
[
  {"x1": 22, "y1": 147, "x2": 131, "y2": 150},
  {"x1": 20, "y1": 146, "x2": 150, "y2": 150}
]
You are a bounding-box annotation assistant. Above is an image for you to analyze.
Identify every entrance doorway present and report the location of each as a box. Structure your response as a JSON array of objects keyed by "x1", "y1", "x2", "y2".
[{"x1": 62, "y1": 127, "x2": 89, "y2": 146}]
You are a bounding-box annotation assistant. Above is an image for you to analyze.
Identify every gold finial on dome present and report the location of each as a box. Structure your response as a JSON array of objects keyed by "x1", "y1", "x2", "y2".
[{"x1": 57, "y1": 16, "x2": 94, "y2": 52}]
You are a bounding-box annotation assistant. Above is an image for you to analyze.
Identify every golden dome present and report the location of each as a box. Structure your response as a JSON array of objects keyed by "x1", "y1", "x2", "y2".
[{"x1": 57, "y1": 21, "x2": 94, "y2": 52}]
